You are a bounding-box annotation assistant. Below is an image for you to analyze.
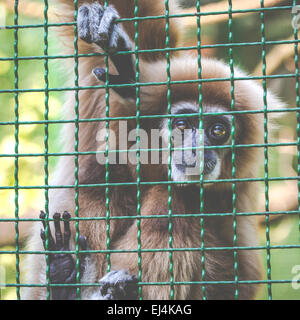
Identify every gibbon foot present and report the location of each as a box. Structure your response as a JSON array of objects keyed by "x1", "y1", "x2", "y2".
[
  {"x1": 99, "y1": 270, "x2": 139, "y2": 300},
  {"x1": 77, "y1": 2, "x2": 136, "y2": 99},
  {"x1": 40, "y1": 211, "x2": 89, "y2": 300}
]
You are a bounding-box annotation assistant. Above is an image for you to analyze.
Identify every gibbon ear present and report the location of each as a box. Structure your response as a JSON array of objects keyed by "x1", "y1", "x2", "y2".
[{"x1": 93, "y1": 67, "x2": 136, "y2": 99}]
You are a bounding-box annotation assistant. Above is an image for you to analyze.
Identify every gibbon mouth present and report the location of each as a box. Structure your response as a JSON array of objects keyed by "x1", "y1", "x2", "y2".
[
  {"x1": 175, "y1": 163, "x2": 192, "y2": 172},
  {"x1": 175, "y1": 158, "x2": 217, "y2": 175}
]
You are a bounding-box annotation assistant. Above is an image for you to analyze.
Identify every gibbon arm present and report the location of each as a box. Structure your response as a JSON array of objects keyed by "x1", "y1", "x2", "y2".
[
  {"x1": 39, "y1": 1, "x2": 189, "y2": 300},
  {"x1": 58, "y1": 0, "x2": 179, "y2": 61},
  {"x1": 78, "y1": 3, "x2": 136, "y2": 99}
]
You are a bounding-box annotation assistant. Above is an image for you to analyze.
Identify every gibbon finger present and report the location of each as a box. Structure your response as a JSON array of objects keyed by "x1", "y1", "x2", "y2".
[
  {"x1": 39, "y1": 211, "x2": 55, "y2": 249},
  {"x1": 53, "y1": 212, "x2": 63, "y2": 250},
  {"x1": 62, "y1": 211, "x2": 71, "y2": 250}
]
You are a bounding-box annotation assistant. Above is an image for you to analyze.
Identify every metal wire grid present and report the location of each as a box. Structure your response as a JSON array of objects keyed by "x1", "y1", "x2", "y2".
[{"x1": 0, "y1": 0, "x2": 299, "y2": 300}]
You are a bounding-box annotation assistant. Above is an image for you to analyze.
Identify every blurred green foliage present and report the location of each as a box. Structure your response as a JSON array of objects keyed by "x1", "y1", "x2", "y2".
[
  {"x1": 0, "y1": 1, "x2": 67, "y2": 299},
  {"x1": 259, "y1": 216, "x2": 300, "y2": 300},
  {"x1": 0, "y1": 2, "x2": 67, "y2": 219}
]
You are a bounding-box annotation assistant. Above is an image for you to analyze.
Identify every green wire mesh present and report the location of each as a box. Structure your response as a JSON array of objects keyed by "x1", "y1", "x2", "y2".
[
  {"x1": 0, "y1": 0, "x2": 299, "y2": 300},
  {"x1": 13, "y1": 0, "x2": 20, "y2": 300}
]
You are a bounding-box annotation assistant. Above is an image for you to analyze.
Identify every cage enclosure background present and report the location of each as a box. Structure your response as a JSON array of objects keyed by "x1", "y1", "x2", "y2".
[{"x1": 0, "y1": 0, "x2": 299, "y2": 300}]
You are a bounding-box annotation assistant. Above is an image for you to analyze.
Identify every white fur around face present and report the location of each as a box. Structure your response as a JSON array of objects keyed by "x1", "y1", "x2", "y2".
[{"x1": 170, "y1": 152, "x2": 221, "y2": 186}]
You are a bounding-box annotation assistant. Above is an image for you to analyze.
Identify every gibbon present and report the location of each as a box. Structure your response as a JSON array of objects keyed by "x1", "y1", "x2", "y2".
[{"x1": 22, "y1": 0, "x2": 284, "y2": 300}]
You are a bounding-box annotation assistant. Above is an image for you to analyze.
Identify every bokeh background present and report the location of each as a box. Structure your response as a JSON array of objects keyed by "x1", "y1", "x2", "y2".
[{"x1": 0, "y1": 0, "x2": 299, "y2": 299}]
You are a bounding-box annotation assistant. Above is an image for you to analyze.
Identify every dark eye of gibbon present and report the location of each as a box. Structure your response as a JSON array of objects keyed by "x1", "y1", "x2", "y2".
[
  {"x1": 208, "y1": 123, "x2": 229, "y2": 143},
  {"x1": 173, "y1": 119, "x2": 188, "y2": 131}
]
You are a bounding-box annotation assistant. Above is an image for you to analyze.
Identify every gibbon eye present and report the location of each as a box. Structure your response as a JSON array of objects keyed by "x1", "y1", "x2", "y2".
[
  {"x1": 208, "y1": 123, "x2": 229, "y2": 142},
  {"x1": 174, "y1": 119, "x2": 188, "y2": 131}
]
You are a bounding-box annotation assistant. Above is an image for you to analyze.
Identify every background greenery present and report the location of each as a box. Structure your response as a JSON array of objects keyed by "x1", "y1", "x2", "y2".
[{"x1": 0, "y1": 0, "x2": 299, "y2": 300}]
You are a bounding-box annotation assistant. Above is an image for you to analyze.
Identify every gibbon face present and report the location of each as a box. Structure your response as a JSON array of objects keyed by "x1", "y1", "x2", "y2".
[
  {"x1": 139, "y1": 56, "x2": 283, "y2": 187},
  {"x1": 161, "y1": 102, "x2": 232, "y2": 184}
]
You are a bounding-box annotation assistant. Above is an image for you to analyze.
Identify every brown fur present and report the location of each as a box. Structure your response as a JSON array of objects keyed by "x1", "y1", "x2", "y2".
[{"x1": 22, "y1": 0, "x2": 284, "y2": 300}]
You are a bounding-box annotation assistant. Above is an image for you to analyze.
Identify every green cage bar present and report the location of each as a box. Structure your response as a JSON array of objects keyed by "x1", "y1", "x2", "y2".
[
  {"x1": 293, "y1": 0, "x2": 300, "y2": 241},
  {"x1": 73, "y1": 0, "x2": 81, "y2": 300},
  {"x1": 259, "y1": 0, "x2": 272, "y2": 300},
  {"x1": 42, "y1": 0, "x2": 50, "y2": 301},
  {"x1": 196, "y1": 0, "x2": 206, "y2": 300},
  {"x1": 13, "y1": 0, "x2": 20, "y2": 301},
  {"x1": 164, "y1": 0, "x2": 175, "y2": 300},
  {"x1": 133, "y1": 0, "x2": 143, "y2": 300}
]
